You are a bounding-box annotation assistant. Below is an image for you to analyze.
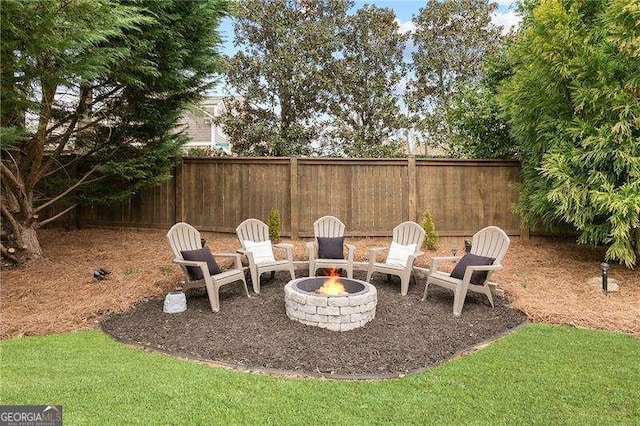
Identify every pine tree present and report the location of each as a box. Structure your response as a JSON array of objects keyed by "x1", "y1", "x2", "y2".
[{"x1": 0, "y1": 0, "x2": 230, "y2": 263}]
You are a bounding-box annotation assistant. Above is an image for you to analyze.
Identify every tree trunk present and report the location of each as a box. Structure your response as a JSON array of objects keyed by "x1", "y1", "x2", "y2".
[{"x1": 19, "y1": 224, "x2": 43, "y2": 261}]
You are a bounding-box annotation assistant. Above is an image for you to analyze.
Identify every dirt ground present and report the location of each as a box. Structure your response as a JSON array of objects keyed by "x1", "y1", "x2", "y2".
[{"x1": 1, "y1": 227, "x2": 638, "y2": 341}]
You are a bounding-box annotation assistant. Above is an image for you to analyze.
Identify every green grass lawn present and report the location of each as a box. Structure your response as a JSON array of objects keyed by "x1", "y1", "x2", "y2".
[{"x1": 1, "y1": 324, "x2": 639, "y2": 424}]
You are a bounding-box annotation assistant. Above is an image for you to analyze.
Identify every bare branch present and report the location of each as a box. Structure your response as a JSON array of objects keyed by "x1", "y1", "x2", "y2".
[
  {"x1": 41, "y1": 124, "x2": 115, "y2": 179},
  {"x1": 34, "y1": 164, "x2": 99, "y2": 213},
  {"x1": 25, "y1": 83, "x2": 57, "y2": 194},
  {"x1": 0, "y1": 244, "x2": 18, "y2": 262},
  {"x1": 0, "y1": 163, "x2": 31, "y2": 217},
  {"x1": 38, "y1": 202, "x2": 78, "y2": 227},
  {"x1": 0, "y1": 201, "x2": 22, "y2": 244},
  {"x1": 0, "y1": 162, "x2": 23, "y2": 195},
  {"x1": 40, "y1": 87, "x2": 92, "y2": 177}
]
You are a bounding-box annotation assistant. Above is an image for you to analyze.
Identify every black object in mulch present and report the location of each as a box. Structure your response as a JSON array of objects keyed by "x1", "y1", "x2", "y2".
[{"x1": 93, "y1": 267, "x2": 111, "y2": 281}]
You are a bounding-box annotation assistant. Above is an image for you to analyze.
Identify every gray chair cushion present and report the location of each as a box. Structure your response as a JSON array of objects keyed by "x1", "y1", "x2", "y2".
[
  {"x1": 317, "y1": 237, "x2": 344, "y2": 259},
  {"x1": 181, "y1": 247, "x2": 221, "y2": 280},
  {"x1": 450, "y1": 253, "x2": 494, "y2": 284}
]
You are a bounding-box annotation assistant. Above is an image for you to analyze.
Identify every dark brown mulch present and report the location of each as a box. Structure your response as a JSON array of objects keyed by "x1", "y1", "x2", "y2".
[{"x1": 102, "y1": 271, "x2": 527, "y2": 379}]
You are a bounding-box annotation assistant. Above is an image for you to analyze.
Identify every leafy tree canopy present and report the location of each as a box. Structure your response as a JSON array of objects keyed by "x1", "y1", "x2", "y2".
[
  {"x1": 220, "y1": 0, "x2": 350, "y2": 157},
  {"x1": 1, "y1": 0, "x2": 230, "y2": 263},
  {"x1": 221, "y1": 0, "x2": 412, "y2": 157},
  {"x1": 408, "y1": 0, "x2": 503, "y2": 150},
  {"x1": 448, "y1": 47, "x2": 519, "y2": 159},
  {"x1": 500, "y1": 0, "x2": 640, "y2": 267},
  {"x1": 322, "y1": 5, "x2": 407, "y2": 157}
]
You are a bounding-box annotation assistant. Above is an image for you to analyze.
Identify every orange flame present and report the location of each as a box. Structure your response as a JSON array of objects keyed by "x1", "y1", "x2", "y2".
[{"x1": 315, "y1": 268, "x2": 347, "y2": 296}]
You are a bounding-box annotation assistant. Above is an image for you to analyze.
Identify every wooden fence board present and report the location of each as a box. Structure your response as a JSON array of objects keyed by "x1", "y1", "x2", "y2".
[{"x1": 79, "y1": 157, "x2": 523, "y2": 238}]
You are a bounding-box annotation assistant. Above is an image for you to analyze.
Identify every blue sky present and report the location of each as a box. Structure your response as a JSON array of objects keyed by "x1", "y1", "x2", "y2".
[{"x1": 218, "y1": 0, "x2": 520, "y2": 54}]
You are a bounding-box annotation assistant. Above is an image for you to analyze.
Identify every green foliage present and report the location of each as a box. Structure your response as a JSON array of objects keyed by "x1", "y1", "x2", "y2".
[
  {"x1": 0, "y1": 0, "x2": 230, "y2": 260},
  {"x1": 448, "y1": 49, "x2": 520, "y2": 159},
  {"x1": 420, "y1": 211, "x2": 438, "y2": 250},
  {"x1": 322, "y1": 6, "x2": 408, "y2": 157},
  {"x1": 499, "y1": 0, "x2": 640, "y2": 267},
  {"x1": 2, "y1": 326, "x2": 640, "y2": 423},
  {"x1": 267, "y1": 208, "x2": 281, "y2": 243},
  {"x1": 408, "y1": 0, "x2": 503, "y2": 150},
  {"x1": 221, "y1": 0, "x2": 409, "y2": 158},
  {"x1": 184, "y1": 147, "x2": 228, "y2": 158},
  {"x1": 220, "y1": 0, "x2": 350, "y2": 156}
]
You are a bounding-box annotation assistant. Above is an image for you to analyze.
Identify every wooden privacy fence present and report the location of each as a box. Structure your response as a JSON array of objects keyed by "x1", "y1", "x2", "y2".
[{"x1": 82, "y1": 157, "x2": 523, "y2": 238}]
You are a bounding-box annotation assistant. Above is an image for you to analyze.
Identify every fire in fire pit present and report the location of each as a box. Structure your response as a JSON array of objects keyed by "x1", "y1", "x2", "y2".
[
  {"x1": 315, "y1": 269, "x2": 347, "y2": 296},
  {"x1": 284, "y1": 270, "x2": 377, "y2": 332}
]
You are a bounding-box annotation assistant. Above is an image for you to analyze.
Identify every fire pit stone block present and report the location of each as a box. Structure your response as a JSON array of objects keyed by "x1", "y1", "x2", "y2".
[{"x1": 284, "y1": 277, "x2": 377, "y2": 332}]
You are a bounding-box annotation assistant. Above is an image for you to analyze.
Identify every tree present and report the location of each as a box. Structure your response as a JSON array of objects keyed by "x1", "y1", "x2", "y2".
[
  {"x1": 1, "y1": 0, "x2": 230, "y2": 263},
  {"x1": 220, "y1": 0, "x2": 351, "y2": 156},
  {"x1": 447, "y1": 48, "x2": 519, "y2": 159},
  {"x1": 408, "y1": 0, "x2": 503, "y2": 150},
  {"x1": 499, "y1": 0, "x2": 640, "y2": 267},
  {"x1": 322, "y1": 5, "x2": 407, "y2": 157}
]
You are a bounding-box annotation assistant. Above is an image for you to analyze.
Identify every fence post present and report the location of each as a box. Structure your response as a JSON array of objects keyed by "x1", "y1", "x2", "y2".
[
  {"x1": 174, "y1": 161, "x2": 183, "y2": 223},
  {"x1": 290, "y1": 157, "x2": 299, "y2": 239},
  {"x1": 408, "y1": 156, "x2": 417, "y2": 222}
]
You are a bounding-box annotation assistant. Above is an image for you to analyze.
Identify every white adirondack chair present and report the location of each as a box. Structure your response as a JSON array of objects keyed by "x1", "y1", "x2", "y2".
[
  {"x1": 366, "y1": 221, "x2": 426, "y2": 295},
  {"x1": 306, "y1": 216, "x2": 355, "y2": 278},
  {"x1": 422, "y1": 226, "x2": 510, "y2": 316},
  {"x1": 167, "y1": 222, "x2": 249, "y2": 312},
  {"x1": 235, "y1": 218, "x2": 295, "y2": 293}
]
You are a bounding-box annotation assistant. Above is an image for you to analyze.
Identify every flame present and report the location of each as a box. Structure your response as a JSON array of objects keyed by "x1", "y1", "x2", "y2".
[{"x1": 315, "y1": 268, "x2": 347, "y2": 296}]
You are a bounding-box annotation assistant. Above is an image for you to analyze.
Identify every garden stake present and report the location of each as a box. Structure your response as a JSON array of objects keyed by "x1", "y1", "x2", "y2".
[{"x1": 601, "y1": 262, "x2": 609, "y2": 294}]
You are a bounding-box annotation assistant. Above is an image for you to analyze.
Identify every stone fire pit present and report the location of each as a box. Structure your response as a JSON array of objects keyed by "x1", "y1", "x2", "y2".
[{"x1": 284, "y1": 276, "x2": 377, "y2": 331}]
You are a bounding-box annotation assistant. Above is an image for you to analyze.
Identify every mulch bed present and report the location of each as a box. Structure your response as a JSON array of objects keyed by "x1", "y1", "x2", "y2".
[{"x1": 102, "y1": 271, "x2": 527, "y2": 379}]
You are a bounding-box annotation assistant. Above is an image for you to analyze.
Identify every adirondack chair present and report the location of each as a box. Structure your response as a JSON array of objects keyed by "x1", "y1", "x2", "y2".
[
  {"x1": 306, "y1": 216, "x2": 355, "y2": 278},
  {"x1": 422, "y1": 226, "x2": 510, "y2": 316},
  {"x1": 366, "y1": 221, "x2": 426, "y2": 295},
  {"x1": 167, "y1": 222, "x2": 249, "y2": 312},
  {"x1": 235, "y1": 218, "x2": 296, "y2": 293}
]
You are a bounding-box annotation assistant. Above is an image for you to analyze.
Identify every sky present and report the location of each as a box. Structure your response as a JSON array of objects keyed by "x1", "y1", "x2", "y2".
[{"x1": 218, "y1": 0, "x2": 522, "y2": 54}]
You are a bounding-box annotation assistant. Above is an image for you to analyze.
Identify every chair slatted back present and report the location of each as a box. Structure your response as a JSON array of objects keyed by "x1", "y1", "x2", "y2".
[
  {"x1": 236, "y1": 218, "x2": 270, "y2": 249},
  {"x1": 471, "y1": 226, "x2": 510, "y2": 264},
  {"x1": 313, "y1": 216, "x2": 346, "y2": 238},
  {"x1": 167, "y1": 222, "x2": 202, "y2": 259},
  {"x1": 393, "y1": 221, "x2": 426, "y2": 251}
]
